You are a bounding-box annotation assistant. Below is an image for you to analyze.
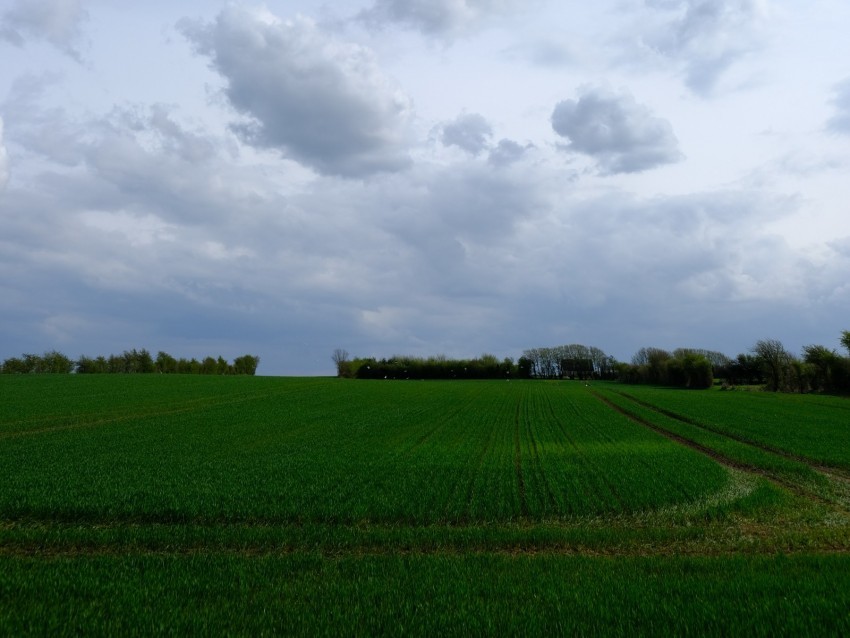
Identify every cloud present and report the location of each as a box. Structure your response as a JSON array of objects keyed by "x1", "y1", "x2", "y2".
[
  {"x1": 0, "y1": 117, "x2": 8, "y2": 190},
  {"x1": 346, "y1": 178, "x2": 827, "y2": 363},
  {"x1": 0, "y1": 100, "x2": 295, "y2": 360},
  {"x1": 499, "y1": 187, "x2": 834, "y2": 358},
  {"x1": 1, "y1": 73, "x2": 91, "y2": 167},
  {"x1": 441, "y1": 113, "x2": 493, "y2": 155},
  {"x1": 518, "y1": 39, "x2": 577, "y2": 67},
  {"x1": 827, "y1": 78, "x2": 850, "y2": 135},
  {"x1": 551, "y1": 87, "x2": 683, "y2": 174},
  {"x1": 1, "y1": 2, "x2": 847, "y2": 374},
  {"x1": 179, "y1": 7, "x2": 413, "y2": 178},
  {"x1": 488, "y1": 139, "x2": 530, "y2": 167},
  {"x1": 0, "y1": 88, "x2": 844, "y2": 374},
  {"x1": 360, "y1": 0, "x2": 524, "y2": 37},
  {"x1": 642, "y1": 0, "x2": 769, "y2": 94},
  {"x1": 0, "y1": 0, "x2": 88, "y2": 61}
]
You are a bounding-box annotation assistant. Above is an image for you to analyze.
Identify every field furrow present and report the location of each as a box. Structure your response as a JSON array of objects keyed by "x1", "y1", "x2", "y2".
[
  {"x1": 605, "y1": 385, "x2": 850, "y2": 470},
  {"x1": 593, "y1": 387, "x2": 850, "y2": 512}
]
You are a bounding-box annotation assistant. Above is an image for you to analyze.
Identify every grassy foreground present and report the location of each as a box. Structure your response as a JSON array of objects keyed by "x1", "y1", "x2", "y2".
[
  {"x1": 1, "y1": 375, "x2": 849, "y2": 635},
  {"x1": 3, "y1": 554, "x2": 849, "y2": 636}
]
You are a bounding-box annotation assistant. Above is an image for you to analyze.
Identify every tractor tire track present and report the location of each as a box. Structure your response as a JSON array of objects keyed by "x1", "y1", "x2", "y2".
[
  {"x1": 611, "y1": 389, "x2": 850, "y2": 480},
  {"x1": 514, "y1": 400, "x2": 529, "y2": 518},
  {"x1": 590, "y1": 390, "x2": 845, "y2": 511},
  {"x1": 544, "y1": 394, "x2": 625, "y2": 513}
]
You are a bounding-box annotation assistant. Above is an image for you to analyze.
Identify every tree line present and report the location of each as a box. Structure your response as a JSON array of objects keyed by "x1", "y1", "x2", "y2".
[
  {"x1": 331, "y1": 345, "x2": 620, "y2": 381},
  {"x1": 616, "y1": 347, "x2": 724, "y2": 389},
  {"x1": 744, "y1": 334, "x2": 850, "y2": 394},
  {"x1": 1, "y1": 349, "x2": 260, "y2": 376},
  {"x1": 334, "y1": 350, "x2": 520, "y2": 380},
  {"x1": 619, "y1": 334, "x2": 850, "y2": 393},
  {"x1": 517, "y1": 344, "x2": 618, "y2": 380},
  {"x1": 334, "y1": 330, "x2": 850, "y2": 394}
]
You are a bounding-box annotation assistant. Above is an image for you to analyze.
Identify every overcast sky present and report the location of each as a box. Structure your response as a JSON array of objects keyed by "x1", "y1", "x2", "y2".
[{"x1": 1, "y1": 0, "x2": 849, "y2": 375}]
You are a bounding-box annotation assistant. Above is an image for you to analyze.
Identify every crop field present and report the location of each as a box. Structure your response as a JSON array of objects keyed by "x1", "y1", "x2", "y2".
[
  {"x1": 597, "y1": 385, "x2": 850, "y2": 469},
  {"x1": 1, "y1": 375, "x2": 849, "y2": 635}
]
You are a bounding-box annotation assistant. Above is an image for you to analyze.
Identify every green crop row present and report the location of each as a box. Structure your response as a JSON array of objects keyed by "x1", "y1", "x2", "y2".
[
  {"x1": 1, "y1": 554, "x2": 848, "y2": 637},
  {"x1": 592, "y1": 388, "x2": 825, "y2": 486},
  {"x1": 1, "y1": 377, "x2": 731, "y2": 526},
  {"x1": 2, "y1": 376, "x2": 849, "y2": 635},
  {"x1": 609, "y1": 385, "x2": 850, "y2": 469}
]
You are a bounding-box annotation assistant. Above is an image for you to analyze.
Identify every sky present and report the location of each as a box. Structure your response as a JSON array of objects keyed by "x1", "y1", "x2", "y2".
[{"x1": 1, "y1": 0, "x2": 849, "y2": 375}]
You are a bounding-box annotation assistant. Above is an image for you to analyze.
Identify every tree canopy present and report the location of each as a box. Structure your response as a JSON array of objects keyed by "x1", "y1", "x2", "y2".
[{"x1": 2, "y1": 350, "x2": 260, "y2": 376}]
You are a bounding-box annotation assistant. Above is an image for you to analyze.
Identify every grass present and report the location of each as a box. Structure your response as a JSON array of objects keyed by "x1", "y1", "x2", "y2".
[
  {"x1": 0, "y1": 377, "x2": 733, "y2": 524},
  {"x1": 591, "y1": 388, "x2": 826, "y2": 485},
  {"x1": 1, "y1": 375, "x2": 849, "y2": 635},
  {"x1": 606, "y1": 384, "x2": 850, "y2": 468},
  {"x1": 2, "y1": 554, "x2": 849, "y2": 636}
]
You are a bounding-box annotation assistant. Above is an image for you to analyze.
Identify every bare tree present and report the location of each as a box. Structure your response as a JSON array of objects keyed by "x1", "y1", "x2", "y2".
[
  {"x1": 752, "y1": 339, "x2": 792, "y2": 391},
  {"x1": 332, "y1": 348, "x2": 350, "y2": 377}
]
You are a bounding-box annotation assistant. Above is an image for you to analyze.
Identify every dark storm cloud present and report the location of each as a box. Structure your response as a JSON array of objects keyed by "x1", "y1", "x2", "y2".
[
  {"x1": 551, "y1": 87, "x2": 682, "y2": 174},
  {"x1": 0, "y1": 0, "x2": 88, "y2": 61},
  {"x1": 179, "y1": 7, "x2": 413, "y2": 178}
]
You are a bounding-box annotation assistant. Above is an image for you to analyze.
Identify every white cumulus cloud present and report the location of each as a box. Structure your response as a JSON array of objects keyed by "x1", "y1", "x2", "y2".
[
  {"x1": 551, "y1": 87, "x2": 683, "y2": 174},
  {"x1": 642, "y1": 0, "x2": 770, "y2": 94},
  {"x1": 360, "y1": 0, "x2": 525, "y2": 37},
  {"x1": 441, "y1": 112, "x2": 493, "y2": 155},
  {"x1": 179, "y1": 7, "x2": 413, "y2": 178},
  {"x1": 488, "y1": 139, "x2": 530, "y2": 167},
  {"x1": 0, "y1": 0, "x2": 88, "y2": 61}
]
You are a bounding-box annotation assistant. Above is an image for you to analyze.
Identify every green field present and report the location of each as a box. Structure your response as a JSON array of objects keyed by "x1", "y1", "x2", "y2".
[{"x1": 1, "y1": 376, "x2": 849, "y2": 635}]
